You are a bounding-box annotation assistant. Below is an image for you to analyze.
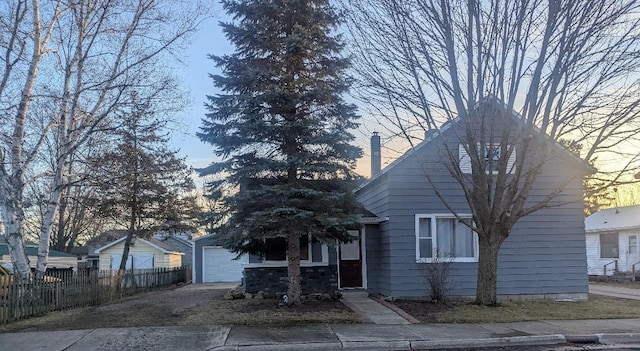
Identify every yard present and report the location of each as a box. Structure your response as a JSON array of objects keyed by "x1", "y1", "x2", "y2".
[
  {"x1": 391, "y1": 294, "x2": 640, "y2": 323},
  {"x1": 3, "y1": 284, "x2": 640, "y2": 332},
  {"x1": 0, "y1": 283, "x2": 362, "y2": 332}
]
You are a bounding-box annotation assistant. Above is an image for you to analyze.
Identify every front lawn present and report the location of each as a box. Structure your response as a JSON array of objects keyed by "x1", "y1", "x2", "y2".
[
  {"x1": 0, "y1": 286, "x2": 362, "y2": 332},
  {"x1": 392, "y1": 294, "x2": 640, "y2": 323}
]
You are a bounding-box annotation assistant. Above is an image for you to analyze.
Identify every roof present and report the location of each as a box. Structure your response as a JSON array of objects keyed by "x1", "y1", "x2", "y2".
[
  {"x1": 585, "y1": 205, "x2": 640, "y2": 233},
  {"x1": 95, "y1": 236, "x2": 184, "y2": 255},
  {"x1": 0, "y1": 238, "x2": 76, "y2": 258},
  {"x1": 356, "y1": 98, "x2": 596, "y2": 193}
]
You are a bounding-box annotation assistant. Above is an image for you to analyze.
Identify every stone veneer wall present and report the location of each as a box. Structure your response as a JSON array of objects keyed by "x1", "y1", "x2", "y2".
[{"x1": 243, "y1": 265, "x2": 338, "y2": 298}]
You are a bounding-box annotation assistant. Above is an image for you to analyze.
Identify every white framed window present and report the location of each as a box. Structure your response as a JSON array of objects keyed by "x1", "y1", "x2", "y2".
[
  {"x1": 459, "y1": 144, "x2": 516, "y2": 174},
  {"x1": 415, "y1": 214, "x2": 478, "y2": 263}
]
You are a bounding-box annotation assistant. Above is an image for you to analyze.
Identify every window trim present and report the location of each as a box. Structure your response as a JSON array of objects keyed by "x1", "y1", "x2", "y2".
[{"x1": 415, "y1": 213, "x2": 478, "y2": 263}]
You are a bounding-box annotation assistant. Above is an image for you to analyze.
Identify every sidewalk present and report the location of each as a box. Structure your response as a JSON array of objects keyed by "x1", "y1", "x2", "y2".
[
  {"x1": 590, "y1": 283, "x2": 640, "y2": 300},
  {"x1": 2, "y1": 319, "x2": 640, "y2": 350}
]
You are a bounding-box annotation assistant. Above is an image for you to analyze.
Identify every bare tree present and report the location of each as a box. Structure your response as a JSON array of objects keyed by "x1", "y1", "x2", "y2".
[
  {"x1": 0, "y1": 0, "x2": 207, "y2": 281},
  {"x1": 341, "y1": 0, "x2": 640, "y2": 305}
]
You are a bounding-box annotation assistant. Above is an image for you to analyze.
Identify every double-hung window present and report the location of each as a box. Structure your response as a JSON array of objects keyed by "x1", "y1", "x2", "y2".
[
  {"x1": 459, "y1": 144, "x2": 516, "y2": 174},
  {"x1": 416, "y1": 214, "x2": 477, "y2": 262}
]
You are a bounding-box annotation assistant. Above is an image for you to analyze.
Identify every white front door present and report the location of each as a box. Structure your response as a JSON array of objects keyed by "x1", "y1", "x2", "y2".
[{"x1": 627, "y1": 235, "x2": 640, "y2": 271}]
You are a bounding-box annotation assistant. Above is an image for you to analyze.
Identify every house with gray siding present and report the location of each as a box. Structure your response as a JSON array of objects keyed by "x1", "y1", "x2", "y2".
[
  {"x1": 234, "y1": 99, "x2": 592, "y2": 300},
  {"x1": 355, "y1": 101, "x2": 592, "y2": 300}
]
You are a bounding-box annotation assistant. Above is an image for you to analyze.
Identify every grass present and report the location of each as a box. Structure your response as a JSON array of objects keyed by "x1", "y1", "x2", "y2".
[
  {"x1": 179, "y1": 298, "x2": 363, "y2": 326},
  {"x1": 393, "y1": 294, "x2": 640, "y2": 324},
  {"x1": 0, "y1": 289, "x2": 362, "y2": 332}
]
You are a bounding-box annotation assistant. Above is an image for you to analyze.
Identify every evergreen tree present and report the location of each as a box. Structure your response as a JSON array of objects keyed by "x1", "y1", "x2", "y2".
[
  {"x1": 92, "y1": 96, "x2": 196, "y2": 276},
  {"x1": 198, "y1": 0, "x2": 362, "y2": 305}
]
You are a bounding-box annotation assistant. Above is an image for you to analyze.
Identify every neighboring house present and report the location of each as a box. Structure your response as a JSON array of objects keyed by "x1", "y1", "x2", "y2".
[
  {"x1": 240, "y1": 99, "x2": 593, "y2": 300},
  {"x1": 585, "y1": 205, "x2": 640, "y2": 276},
  {"x1": 0, "y1": 237, "x2": 78, "y2": 271},
  {"x1": 95, "y1": 236, "x2": 184, "y2": 271},
  {"x1": 152, "y1": 228, "x2": 195, "y2": 267},
  {"x1": 193, "y1": 234, "x2": 248, "y2": 283}
]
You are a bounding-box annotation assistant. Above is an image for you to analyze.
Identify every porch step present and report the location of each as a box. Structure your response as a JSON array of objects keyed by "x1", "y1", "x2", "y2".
[{"x1": 340, "y1": 290, "x2": 369, "y2": 298}]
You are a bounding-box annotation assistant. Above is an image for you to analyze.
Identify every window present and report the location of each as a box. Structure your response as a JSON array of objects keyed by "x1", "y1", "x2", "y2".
[
  {"x1": 264, "y1": 235, "x2": 310, "y2": 262},
  {"x1": 630, "y1": 235, "x2": 638, "y2": 255},
  {"x1": 416, "y1": 214, "x2": 477, "y2": 262},
  {"x1": 459, "y1": 144, "x2": 516, "y2": 174},
  {"x1": 600, "y1": 233, "x2": 619, "y2": 258}
]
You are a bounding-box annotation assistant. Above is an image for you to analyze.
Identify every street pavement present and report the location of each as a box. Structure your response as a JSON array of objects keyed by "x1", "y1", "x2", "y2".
[{"x1": 1, "y1": 283, "x2": 640, "y2": 350}]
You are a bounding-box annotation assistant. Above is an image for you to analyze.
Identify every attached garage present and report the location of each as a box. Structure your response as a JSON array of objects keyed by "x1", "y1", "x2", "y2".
[
  {"x1": 202, "y1": 246, "x2": 247, "y2": 282},
  {"x1": 193, "y1": 234, "x2": 247, "y2": 283}
]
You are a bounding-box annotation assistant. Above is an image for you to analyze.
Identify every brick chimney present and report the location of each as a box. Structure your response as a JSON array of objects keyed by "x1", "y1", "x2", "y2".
[{"x1": 371, "y1": 132, "x2": 381, "y2": 177}]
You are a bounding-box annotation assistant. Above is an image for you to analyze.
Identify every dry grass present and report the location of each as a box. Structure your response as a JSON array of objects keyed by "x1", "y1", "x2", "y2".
[
  {"x1": 393, "y1": 294, "x2": 640, "y2": 324},
  {"x1": 0, "y1": 287, "x2": 362, "y2": 332},
  {"x1": 181, "y1": 298, "x2": 362, "y2": 326}
]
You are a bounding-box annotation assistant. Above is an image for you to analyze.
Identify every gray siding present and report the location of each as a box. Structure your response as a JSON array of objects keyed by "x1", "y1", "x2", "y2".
[{"x1": 357, "y1": 123, "x2": 588, "y2": 299}]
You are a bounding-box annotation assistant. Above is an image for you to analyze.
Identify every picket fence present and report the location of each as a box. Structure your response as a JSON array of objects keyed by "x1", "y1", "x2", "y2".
[{"x1": 0, "y1": 265, "x2": 192, "y2": 324}]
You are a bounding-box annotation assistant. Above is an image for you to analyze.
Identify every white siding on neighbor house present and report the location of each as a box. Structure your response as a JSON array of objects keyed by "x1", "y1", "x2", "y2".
[
  {"x1": 98, "y1": 240, "x2": 181, "y2": 271},
  {"x1": 586, "y1": 230, "x2": 640, "y2": 275}
]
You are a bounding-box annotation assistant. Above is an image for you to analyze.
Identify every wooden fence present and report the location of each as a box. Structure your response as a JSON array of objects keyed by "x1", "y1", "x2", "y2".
[{"x1": 0, "y1": 265, "x2": 192, "y2": 325}]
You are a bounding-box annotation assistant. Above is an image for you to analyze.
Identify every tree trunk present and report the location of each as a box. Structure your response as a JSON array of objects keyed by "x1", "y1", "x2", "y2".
[
  {"x1": 287, "y1": 232, "x2": 302, "y2": 306},
  {"x1": 475, "y1": 236, "x2": 501, "y2": 306},
  {"x1": 2, "y1": 199, "x2": 32, "y2": 280},
  {"x1": 37, "y1": 185, "x2": 63, "y2": 274}
]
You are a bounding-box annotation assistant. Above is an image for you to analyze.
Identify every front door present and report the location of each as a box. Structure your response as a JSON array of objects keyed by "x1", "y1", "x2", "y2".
[
  {"x1": 627, "y1": 235, "x2": 639, "y2": 271},
  {"x1": 339, "y1": 230, "x2": 362, "y2": 288}
]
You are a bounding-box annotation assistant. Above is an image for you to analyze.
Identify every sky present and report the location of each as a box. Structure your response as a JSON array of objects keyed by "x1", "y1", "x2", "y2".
[{"x1": 171, "y1": 10, "x2": 393, "y2": 186}]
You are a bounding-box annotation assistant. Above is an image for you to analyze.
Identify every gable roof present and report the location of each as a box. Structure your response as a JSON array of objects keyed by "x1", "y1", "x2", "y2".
[
  {"x1": 356, "y1": 98, "x2": 596, "y2": 193},
  {"x1": 95, "y1": 236, "x2": 184, "y2": 255},
  {"x1": 585, "y1": 205, "x2": 640, "y2": 233}
]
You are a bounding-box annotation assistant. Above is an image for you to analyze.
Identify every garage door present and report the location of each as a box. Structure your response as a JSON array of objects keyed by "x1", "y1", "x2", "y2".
[{"x1": 203, "y1": 246, "x2": 247, "y2": 282}]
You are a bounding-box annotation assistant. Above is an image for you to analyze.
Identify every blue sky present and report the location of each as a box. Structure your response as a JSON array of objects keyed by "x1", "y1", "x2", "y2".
[{"x1": 173, "y1": 10, "x2": 392, "y2": 184}]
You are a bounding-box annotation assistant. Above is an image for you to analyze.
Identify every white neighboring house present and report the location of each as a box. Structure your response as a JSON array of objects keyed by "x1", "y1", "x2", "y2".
[
  {"x1": 585, "y1": 205, "x2": 640, "y2": 276},
  {"x1": 95, "y1": 236, "x2": 184, "y2": 271}
]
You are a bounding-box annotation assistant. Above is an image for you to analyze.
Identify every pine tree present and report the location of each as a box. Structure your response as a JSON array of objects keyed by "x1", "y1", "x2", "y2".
[
  {"x1": 198, "y1": 0, "x2": 362, "y2": 305},
  {"x1": 92, "y1": 95, "x2": 196, "y2": 276}
]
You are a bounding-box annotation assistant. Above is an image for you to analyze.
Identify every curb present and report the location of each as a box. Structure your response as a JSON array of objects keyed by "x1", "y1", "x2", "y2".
[
  {"x1": 411, "y1": 334, "x2": 567, "y2": 350},
  {"x1": 212, "y1": 343, "x2": 342, "y2": 351},
  {"x1": 213, "y1": 335, "x2": 569, "y2": 351},
  {"x1": 596, "y1": 333, "x2": 640, "y2": 345}
]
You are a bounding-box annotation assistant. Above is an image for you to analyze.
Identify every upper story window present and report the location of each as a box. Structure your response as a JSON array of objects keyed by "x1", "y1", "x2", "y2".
[
  {"x1": 415, "y1": 214, "x2": 477, "y2": 263},
  {"x1": 459, "y1": 144, "x2": 516, "y2": 174}
]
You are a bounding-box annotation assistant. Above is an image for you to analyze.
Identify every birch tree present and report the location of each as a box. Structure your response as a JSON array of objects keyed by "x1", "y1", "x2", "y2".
[
  {"x1": 341, "y1": 0, "x2": 640, "y2": 305},
  {"x1": 0, "y1": 0, "x2": 206, "y2": 281}
]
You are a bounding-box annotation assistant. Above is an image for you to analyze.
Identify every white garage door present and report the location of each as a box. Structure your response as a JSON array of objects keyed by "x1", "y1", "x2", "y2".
[{"x1": 202, "y1": 246, "x2": 247, "y2": 282}]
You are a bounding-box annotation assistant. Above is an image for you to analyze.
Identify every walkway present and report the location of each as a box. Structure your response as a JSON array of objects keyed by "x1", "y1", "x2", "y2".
[
  {"x1": 589, "y1": 283, "x2": 640, "y2": 300},
  {"x1": 339, "y1": 290, "x2": 411, "y2": 324},
  {"x1": 2, "y1": 319, "x2": 640, "y2": 350}
]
